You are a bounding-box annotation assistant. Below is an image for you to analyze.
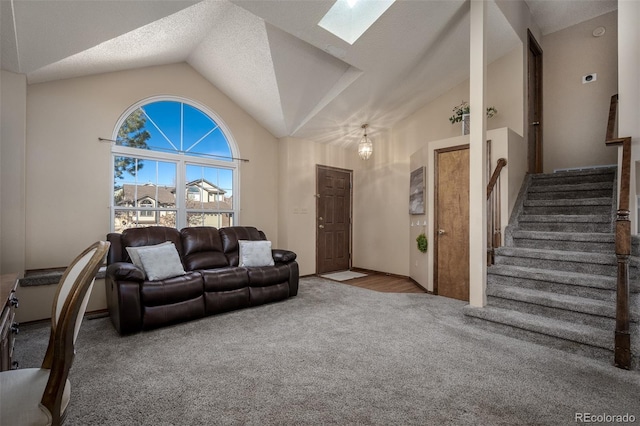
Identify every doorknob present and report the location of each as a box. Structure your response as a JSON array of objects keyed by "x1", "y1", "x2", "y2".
[
  {"x1": 438, "y1": 229, "x2": 446, "y2": 235},
  {"x1": 319, "y1": 224, "x2": 325, "y2": 229},
  {"x1": 531, "y1": 121, "x2": 540, "y2": 126}
]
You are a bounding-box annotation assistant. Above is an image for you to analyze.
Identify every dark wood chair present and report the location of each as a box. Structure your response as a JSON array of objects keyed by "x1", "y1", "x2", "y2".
[{"x1": 0, "y1": 241, "x2": 110, "y2": 425}]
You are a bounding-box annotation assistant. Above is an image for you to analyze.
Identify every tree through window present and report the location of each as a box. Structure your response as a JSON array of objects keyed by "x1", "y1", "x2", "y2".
[{"x1": 111, "y1": 98, "x2": 238, "y2": 232}]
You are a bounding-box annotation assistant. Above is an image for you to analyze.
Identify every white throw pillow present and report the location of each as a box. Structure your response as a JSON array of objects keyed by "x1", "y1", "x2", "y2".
[
  {"x1": 239, "y1": 240, "x2": 274, "y2": 267},
  {"x1": 135, "y1": 242, "x2": 186, "y2": 281},
  {"x1": 126, "y1": 241, "x2": 171, "y2": 272}
]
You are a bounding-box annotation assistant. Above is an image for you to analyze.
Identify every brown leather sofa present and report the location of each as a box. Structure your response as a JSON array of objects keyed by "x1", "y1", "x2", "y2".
[{"x1": 105, "y1": 226, "x2": 299, "y2": 334}]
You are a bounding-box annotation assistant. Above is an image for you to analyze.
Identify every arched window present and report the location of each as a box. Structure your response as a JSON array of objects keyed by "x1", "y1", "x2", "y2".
[{"x1": 111, "y1": 97, "x2": 239, "y2": 232}]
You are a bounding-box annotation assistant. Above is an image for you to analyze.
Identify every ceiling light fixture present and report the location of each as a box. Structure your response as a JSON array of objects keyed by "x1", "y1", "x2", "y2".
[{"x1": 358, "y1": 124, "x2": 373, "y2": 160}]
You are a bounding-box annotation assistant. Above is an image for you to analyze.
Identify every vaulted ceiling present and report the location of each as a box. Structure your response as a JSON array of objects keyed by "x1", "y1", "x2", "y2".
[{"x1": 0, "y1": 0, "x2": 617, "y2": 148}]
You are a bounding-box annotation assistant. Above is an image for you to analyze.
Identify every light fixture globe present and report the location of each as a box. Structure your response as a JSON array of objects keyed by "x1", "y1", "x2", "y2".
[{"x1": 358, "y1": 124, "x2": 373, "y2": 160}]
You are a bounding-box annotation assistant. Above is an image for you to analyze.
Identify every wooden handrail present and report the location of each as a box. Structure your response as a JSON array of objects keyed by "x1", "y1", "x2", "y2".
[
  {"x1": 606, "y1": 94, "x2": 618, "y2": 142},
  {"x1": 605, "y1": 93, "x2": 632, "y2": 369},
  {"x1": 487, "y1": 158, "x2": 507, "y2": 200},
  {"x1": 487, "y1": 158, "x2": 507, "y2": 265}
]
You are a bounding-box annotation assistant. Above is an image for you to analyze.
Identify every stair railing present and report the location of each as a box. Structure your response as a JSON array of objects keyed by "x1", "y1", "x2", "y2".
[
  {"x1": 487, "y1": 158, "x2": 507, "y2": 265},
  {"x1": 605, "y1": 94, "x2": 632, "y2": 369}
]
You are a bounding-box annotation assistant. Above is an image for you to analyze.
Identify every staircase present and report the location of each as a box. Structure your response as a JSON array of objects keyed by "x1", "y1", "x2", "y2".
[{"x1": 464, "y1": 167, "x2": 640, "y2": 366}]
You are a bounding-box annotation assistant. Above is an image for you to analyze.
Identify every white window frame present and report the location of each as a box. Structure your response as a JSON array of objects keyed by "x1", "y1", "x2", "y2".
[{"x1": 110, "y1": 96, "x2": 240, "y2": 231}]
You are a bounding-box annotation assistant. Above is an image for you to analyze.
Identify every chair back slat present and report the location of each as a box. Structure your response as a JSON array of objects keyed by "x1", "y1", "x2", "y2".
[
  {"x1": 40, "y1": 241, "x2": 110, "y2": 425},
  {"x1": 53, "y1": 248, "x2": 98, "y2": 326}
]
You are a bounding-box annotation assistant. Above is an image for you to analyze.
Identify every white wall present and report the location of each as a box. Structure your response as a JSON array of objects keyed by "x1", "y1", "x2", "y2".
[
  {"x1": 542, "y1": 11, "x2": 618, "y2": 172},
  {"x1": 0, "y1": 70, "x2": 27, "y2": 276}
]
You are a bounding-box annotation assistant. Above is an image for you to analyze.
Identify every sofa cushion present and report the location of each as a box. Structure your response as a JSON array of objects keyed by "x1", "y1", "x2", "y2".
[
  {"x1": 239, "y1": 240, "x2": 274, "y2": 267},
  {"x1": 122, "y1": 226, "x2": 183, "y2": 260},
  {"x1": 219, "y1": 226, "x2": 265, "y2": 266},
  {"x1": 141, "y1": 271, "x2": 203, "y2": 307},
  {"x1": 181, "y1": 227, "x2": 228, "y2": 270},
  {"x1": 247, "y1": 264, "x2": 291, "y2": 287},
  {"x1": 201, "y1": 267, "x2": 249, "y2": 292}
]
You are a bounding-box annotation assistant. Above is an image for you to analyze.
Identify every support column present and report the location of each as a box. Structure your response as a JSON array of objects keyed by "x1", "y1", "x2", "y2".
[{"x1": 469, "y1": 0, "x2": 487, "y2": 307}]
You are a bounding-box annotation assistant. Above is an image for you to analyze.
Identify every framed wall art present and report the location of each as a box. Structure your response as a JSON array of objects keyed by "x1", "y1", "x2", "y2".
[{"x1": 409, "y1": 166, "x2": 425, "y2": 215}]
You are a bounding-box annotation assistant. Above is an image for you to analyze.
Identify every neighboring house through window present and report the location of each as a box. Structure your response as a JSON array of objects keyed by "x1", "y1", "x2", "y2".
[{"x1": 111, "y1": 97, "x2": 239, "y2": 232}]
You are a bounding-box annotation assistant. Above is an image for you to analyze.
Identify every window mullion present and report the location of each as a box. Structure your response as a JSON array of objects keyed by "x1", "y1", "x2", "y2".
[{"x1": 176, "y1": 158, "x2": 186, "y2": 229}]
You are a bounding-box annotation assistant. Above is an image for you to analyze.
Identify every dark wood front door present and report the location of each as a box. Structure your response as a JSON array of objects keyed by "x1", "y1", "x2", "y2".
[
  {"x1": 316, "y1": 166, "x2": 352, "y2": 274},
  {"x1": 435, "y1": 145, "x2": 470, "y2": 301},
  {"x1": 528, "y1": 29, "x2": 543, "y2": 173}
]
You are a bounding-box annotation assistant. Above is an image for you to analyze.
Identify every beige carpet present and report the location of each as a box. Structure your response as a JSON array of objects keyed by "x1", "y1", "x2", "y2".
[{"x1": 13, "y1": 277, "x2": 640, "y2": 425}]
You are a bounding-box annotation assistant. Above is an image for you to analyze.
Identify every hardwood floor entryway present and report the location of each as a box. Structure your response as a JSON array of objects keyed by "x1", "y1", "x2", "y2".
[{"x1": 320, "y1": 269, "x2": 426, "y2": 293}]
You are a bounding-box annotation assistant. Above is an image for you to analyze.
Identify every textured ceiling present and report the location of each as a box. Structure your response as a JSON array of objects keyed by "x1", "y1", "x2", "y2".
[
  {"x1": 525, "y1": 0, "x2": 617, "y2": 35},
  {"x1": 0, "y1": 0, "x2": 617, "y2": 148}
]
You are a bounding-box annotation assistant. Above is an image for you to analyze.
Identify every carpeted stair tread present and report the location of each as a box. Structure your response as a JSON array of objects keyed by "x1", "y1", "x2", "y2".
[
  {"x1": 530, "y1": 167, "x2": 615, "y2": 180},
  {"x1": 518, "y1": 214, "x2": 610, "y2": 223},
  {"x1": 510, "y1": 230, "x2": 615, "y2": 243},
  {"x1": 495, "y1": 246, "x2": 616, "y2": 265},
  {"x1": 486, "y1": 284, "x2": 637, "y2": 320},
  {"x1": 488, "y1": 264, "x2": 617, "y2": 291},
  {"x1": 463, "y1": 305, "x2": 613, "y2": 350},
  {"x1": 528, "y1": 182, "x2": 614, "y2": 193},
  {"x1": 524, "y1": 198, "x2": 612, "y2": 207}
]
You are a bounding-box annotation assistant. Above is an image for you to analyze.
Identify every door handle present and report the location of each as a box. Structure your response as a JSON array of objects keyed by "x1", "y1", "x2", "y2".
[
  {"x1": 319, "y1": 224, "x2": 325, "y2": 229},
  {"x1": 438, "y1": 229, "x2": 445, "y2": 235},
  {"x1": 531, "y1": 121, "x2": 540, "y2": 126}
]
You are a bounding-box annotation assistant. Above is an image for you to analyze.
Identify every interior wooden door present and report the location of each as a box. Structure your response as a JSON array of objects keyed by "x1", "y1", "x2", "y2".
[
  {"x1": 316, "y1": 166, "x2": 352, "y2": 274},
  {"x1": 528, "y1": 29, "x2": 543, "y2": 174},
  {"x1": 435, "y1": 146, "x2": 470, "y2": 301}
]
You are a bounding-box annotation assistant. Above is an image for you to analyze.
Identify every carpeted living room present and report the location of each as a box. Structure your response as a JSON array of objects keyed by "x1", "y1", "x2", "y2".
[
  {"x1": 13, "y1": 276, "x2": 640, "y2": 424},
  {"x1": 2, "y1": 0, "x2": 640, "y2": 425}
]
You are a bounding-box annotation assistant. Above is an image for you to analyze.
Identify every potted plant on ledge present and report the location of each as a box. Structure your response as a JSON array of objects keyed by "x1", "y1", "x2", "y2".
[{"x1": 449, "y1": 101, "x2": 497, "y2": 135}]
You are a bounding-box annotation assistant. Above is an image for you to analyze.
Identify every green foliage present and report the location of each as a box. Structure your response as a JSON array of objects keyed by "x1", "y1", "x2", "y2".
[
  {"x1": 449, "y1": 101, "x2": 498, "y2": 124},
  {"x1": 114, "y1": 109, "x2": 151, "y2": 180},
  {"x1": 416, "y1": 233, "x2": 428, "y2": 253}
]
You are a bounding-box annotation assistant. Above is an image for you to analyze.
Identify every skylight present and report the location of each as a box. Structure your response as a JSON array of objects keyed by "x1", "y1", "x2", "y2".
[{"x1": 318, "y1": 0, "x2": 396, "y2": 45}]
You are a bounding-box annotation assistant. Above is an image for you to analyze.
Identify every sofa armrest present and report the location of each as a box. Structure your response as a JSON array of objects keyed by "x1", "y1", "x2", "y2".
[
  {"x1": 272, "y1": 249, "x2": 297, "y2": 263},
  {"x1": 106, "y1": 262, "x2": 145, "y2": 282},
  {"x1": 105, "y1": 263, "x2": 144, "y2": 334}
]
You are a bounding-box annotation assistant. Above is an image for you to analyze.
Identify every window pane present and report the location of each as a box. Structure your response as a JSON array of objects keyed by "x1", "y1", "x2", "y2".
[
  {"x1": 116, "y1": 109, "x2": 151, "y2": 150},
  {"x1": 114, "y1": 157, "x2": 177, "y2": 208},
  {"x1": 141, "y1": 101, "x2": 181, "y2": 153},
  {"x1": 186, "y1": 212, "x2": 233, "y2": 228},
  {"x1": 185, "y1": 164, "x2": 233, "y2": 210},
  {"x1": 114, "y1": 210, "x2": 177, "y2": 232}
]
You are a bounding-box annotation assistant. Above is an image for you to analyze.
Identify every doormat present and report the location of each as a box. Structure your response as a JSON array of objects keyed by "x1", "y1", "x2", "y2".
[{"x1": 320, "y1": 271, "x2": 367, "y2": 281}]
